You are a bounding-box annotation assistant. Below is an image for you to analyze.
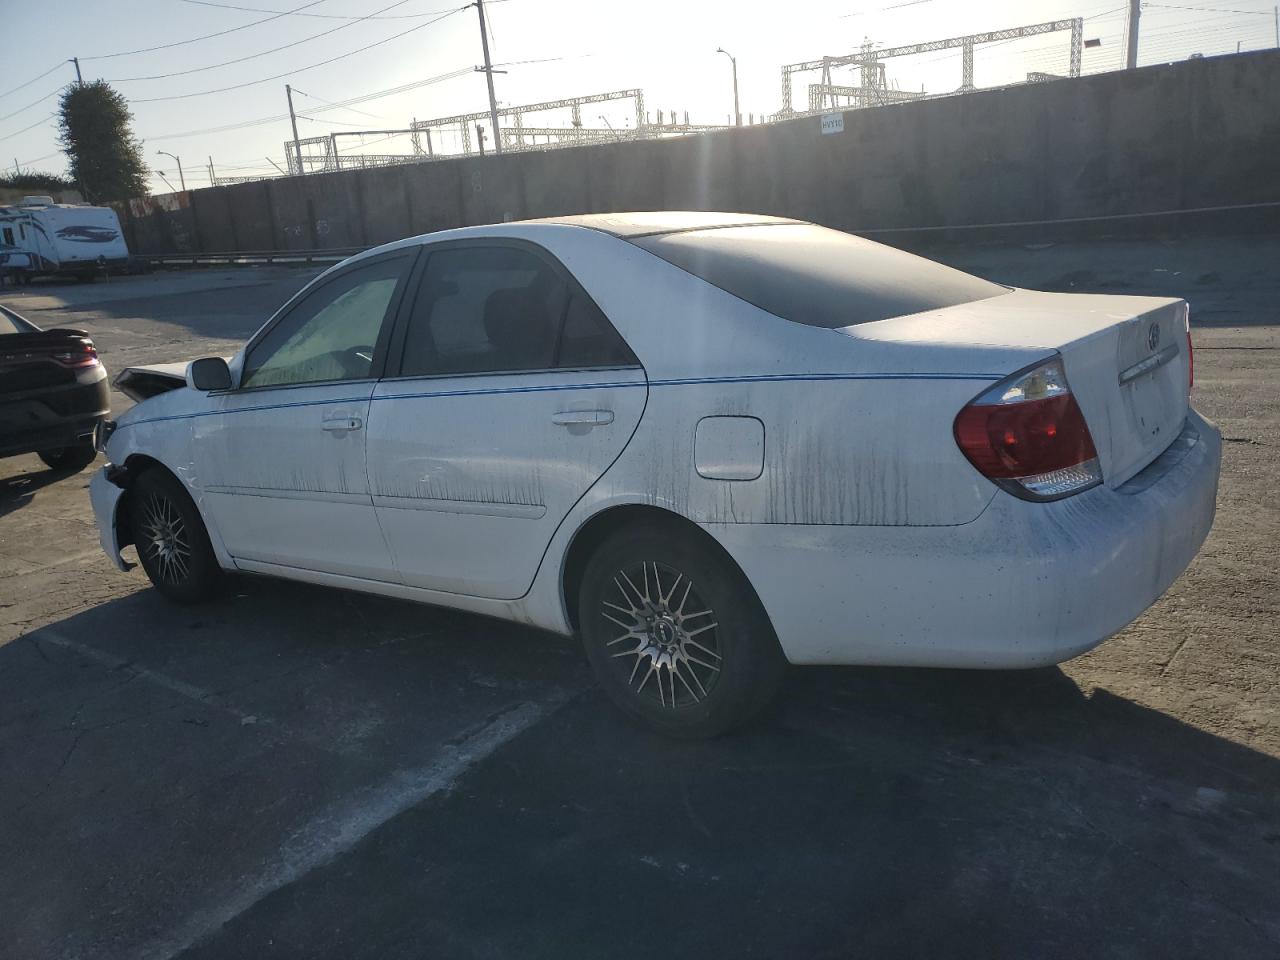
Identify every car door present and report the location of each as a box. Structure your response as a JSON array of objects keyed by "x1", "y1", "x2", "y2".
[
  {"x1": 193, "y1": 250, "x2": 416, "y2": 580},
  {"x1": 366, "y1": 239, "x2": 647, "y2": 599}
]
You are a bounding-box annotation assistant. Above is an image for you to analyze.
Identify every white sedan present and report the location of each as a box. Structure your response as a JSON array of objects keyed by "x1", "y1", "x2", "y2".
[{"x1": 90, "y1": 212, "x2": 1221, "y2": 737}]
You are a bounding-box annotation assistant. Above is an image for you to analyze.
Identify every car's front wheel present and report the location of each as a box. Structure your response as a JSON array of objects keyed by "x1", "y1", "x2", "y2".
[
  {"x1": 130, "y1": 467, "x2": 222, "y2": 603},
  {"x1": 38, "y1": 440, "x2": 97, "y2": 472},
  {"x1": 579, "y1": 523, "x2": 787, "y2": 738}
]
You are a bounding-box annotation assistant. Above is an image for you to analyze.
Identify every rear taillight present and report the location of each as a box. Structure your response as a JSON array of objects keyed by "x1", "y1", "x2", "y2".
[
  {"x1": 51, "y1": 339, "x2": 99, "y2": 369},
  {"x1": 954, "y1": 357, "x2": 1102, "y2": 502}
]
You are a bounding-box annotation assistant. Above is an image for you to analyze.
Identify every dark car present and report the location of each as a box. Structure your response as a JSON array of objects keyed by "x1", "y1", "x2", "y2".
[{"x1": 0, "y1": 303, "x2": 109, "y2": 471}]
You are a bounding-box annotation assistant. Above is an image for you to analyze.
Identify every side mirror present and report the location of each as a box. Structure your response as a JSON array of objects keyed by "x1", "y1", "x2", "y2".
[{"x1": 188, "y1": 357, "x2": 232, "y2": 392}]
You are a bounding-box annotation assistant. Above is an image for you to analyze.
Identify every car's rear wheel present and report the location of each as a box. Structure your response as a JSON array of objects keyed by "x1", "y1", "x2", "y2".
[
  {"x1": 578, "y1": 524, "x2": 787, "y2": 738},
  {"x1": 38, "y1": 440, "x2": 97, "y2": 472},
  {"x1": 130, "y1": 467, "x2": 222, "y2": 603}
]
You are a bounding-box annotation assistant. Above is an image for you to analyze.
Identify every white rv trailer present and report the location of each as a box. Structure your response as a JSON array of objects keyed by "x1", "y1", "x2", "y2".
[{"x1": 0, "y1": 197, "x2": 129, "y2": 282}]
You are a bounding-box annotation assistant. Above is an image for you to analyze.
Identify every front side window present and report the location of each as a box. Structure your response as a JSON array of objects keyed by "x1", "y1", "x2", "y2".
[
  {"x1": 2, "y1": 228, "x2": 13, "y2": 246},
  {"x1": 242, "y1": 254, "x2": 409, "y2": 389}
]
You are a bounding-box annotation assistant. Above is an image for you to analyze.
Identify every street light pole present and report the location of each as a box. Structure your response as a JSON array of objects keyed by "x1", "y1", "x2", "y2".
[
  {"x1": 156, "y1": 151, "x2": 186, "y2": 192},
  {"x1": 716, "y1": 48, "x2": 741, "y2": 126}
]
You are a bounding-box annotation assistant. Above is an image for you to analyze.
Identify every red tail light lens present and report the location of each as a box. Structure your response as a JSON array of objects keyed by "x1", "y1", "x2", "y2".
[
  {"x1": 51, "y1": 339, "x2": 99, "y2": 369},
  {"x1": 954, "y1": 357, "x2": 1102, "y2": 502}
]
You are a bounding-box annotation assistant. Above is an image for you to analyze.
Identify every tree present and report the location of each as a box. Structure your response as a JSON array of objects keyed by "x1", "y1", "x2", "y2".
[{"x1": 58, "y1": 81, "x2": 148, "y2": 203}]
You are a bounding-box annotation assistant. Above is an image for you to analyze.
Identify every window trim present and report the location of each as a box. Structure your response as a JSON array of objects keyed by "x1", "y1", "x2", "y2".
[
  {"x1": 234, "y1": 247, "x2": 422, "y2": 395},
  {"x1": 382, "y1": 236, "x2": 639, "y2": 383}
]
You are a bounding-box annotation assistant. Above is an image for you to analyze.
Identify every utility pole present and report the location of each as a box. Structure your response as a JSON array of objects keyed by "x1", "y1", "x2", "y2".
[
  {"x1": 285, "y1": 84, "x2": 303, "y2": 175},
  {"x1": 69, "y1": 57, "x2": 82, "y2": 83},
  {"x1": 1275, "y1": 6, "x2": 1278, "y2": 47},
  {"x1": 1125, "y1": 0, "x2": 1141, "y2": 69},
  {"x1": 208, "y1": 155, "x2": 215, "y2": 185},
  {"x1": 474, "y1": 0, "x2": 502, "y2": 153}
]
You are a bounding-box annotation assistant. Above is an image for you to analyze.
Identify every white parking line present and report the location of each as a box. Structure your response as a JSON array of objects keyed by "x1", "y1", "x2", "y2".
[
  {"x1": 31, "y1": 629, "x2": 568, "y2": 959},
  {"x1": 34, "y1": 629, "x2": 262, "y2": 725},
  {"x1": 135, "y1": 699, "x2": 553, "y2": 960}
]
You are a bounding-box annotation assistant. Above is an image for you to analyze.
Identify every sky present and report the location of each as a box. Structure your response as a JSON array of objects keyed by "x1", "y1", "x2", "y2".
[{"x1": 2, "y1": 0, "x2": 1277, "y2": 194}]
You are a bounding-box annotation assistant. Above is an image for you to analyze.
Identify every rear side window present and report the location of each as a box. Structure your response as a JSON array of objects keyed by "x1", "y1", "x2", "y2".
[
  {"x1": 557, "y1": 292, "x2": 635, "y2": 367},
  {"x1": 631, "y1": 223, "x2": 1008, "y2": 328},
  {"x1": 399, "y1": 244, "x2": 636, "y2": 377}
]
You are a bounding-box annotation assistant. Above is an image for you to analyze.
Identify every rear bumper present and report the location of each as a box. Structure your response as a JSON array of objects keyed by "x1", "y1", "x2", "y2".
[
  {"x1": 708, "y1": 409, "x2": 1222, "y2": 668},
  {"x1": 0, "y1": 374, "x2": 110, "y2": 458}
]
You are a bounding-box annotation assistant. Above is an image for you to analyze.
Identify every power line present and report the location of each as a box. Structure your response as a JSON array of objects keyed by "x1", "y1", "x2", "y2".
[
  {"x1": 17, "y1": 150, "x2": 63, "y2": 167},
  {"x1": 144, "y1": 66, "x2": 474, "y2": 140},
  {"x1": 1146, "y1": 2, "x2": 1275, "y2": 13},
  {"x1": 177, "y1": 0, "x2": 456, "y2": 19},
  {"x1": 82, "y1": 0, "x2": 333, "y2": 61},
  {"x1": 129, "y1": 6, "x2": 468, "y2": 103},
  {"x1": 0, "y1": 62, "x2": 68, "y2": 102},
  {"x1": 294, "y1": 87, "x2": 383, "y2": 120},
  {"x1": 841, "y1": 0, "x2": 937, "y2": 17},
  {"x1": 296, "y1": 113, "x2": 375, "y2": 126},
  {"x1": 0, "y1": 85, "x2": 67, "y2": 124},
  {"x1": 0, "y1": 112, "x2": 59, "y2": 141},
  {"x1": 110, "y1": 0, "x2": 460, "y2": 82}
]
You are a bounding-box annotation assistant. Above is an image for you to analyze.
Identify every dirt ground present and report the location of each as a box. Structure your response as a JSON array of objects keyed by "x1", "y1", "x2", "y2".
[{"x1": 0, "y1": 234, "x2": 1276, "y2": 959}]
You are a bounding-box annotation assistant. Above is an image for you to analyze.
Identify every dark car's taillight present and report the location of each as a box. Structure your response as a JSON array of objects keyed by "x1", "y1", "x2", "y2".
[
  {"x1": 51, "y1": 339, "x2": 99, "y2": 369},
  {"x1": 954, "y1": 357, "x2": 1102, "y2": 502}
]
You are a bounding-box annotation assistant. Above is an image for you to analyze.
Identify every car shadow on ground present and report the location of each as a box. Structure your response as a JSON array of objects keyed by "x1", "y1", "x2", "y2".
[
  {"x1": 0, "y1": 461, "x2": 89, "y2": 519},
  {"x1": 2, "y1": 577, "x2": 1278, "y2": 959}
]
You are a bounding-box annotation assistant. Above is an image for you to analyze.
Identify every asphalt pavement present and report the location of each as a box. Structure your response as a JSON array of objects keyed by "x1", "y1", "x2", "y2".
[{"x1": 1, "y1": 238, "x2": 1277, "y2": 959}]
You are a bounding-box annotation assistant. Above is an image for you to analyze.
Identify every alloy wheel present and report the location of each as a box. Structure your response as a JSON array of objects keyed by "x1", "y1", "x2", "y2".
[
  {"x1": 139, "y1": 492, "x2": 192, "y2": 585},
  {"x1": 600, "y1": 561, "x2": 722, "y2": 709}
]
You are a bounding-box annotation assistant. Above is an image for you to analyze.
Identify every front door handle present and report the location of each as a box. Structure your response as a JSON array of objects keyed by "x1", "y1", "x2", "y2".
[
  {"x1": 552, "y1": 410, "x2": 614, "y2": 427},
  {"x1": 322, "y1": 416, "x2": 362, "y2": 432}
]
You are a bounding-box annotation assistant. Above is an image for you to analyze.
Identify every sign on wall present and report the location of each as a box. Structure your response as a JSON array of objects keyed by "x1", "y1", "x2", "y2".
[{"x1": 820, "y1": 113, "x2": 845, "y2": 135}]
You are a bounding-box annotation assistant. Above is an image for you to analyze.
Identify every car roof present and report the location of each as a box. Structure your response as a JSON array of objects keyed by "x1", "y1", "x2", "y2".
[{"x1": 516, "y1": 211, "x2": 804, "y2": 238}]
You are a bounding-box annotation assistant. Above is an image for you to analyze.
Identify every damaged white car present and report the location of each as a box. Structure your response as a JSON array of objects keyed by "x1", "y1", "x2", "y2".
[{"x1": 91, "y1": 213, "x2": 1221, "y2": 737}]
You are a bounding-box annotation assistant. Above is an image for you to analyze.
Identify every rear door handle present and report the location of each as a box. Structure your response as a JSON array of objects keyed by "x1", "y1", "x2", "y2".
[
  {"x1": 552, "y1": 410, "x2": 614, "y2": 426},
  {"x1": 322, "y1": 416, "x2": 362, "y2": 432}
]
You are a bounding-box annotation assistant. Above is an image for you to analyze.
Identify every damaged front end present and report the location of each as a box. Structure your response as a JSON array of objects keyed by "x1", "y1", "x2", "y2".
[{"x1": 113, "y1": 362, "x2": 190, "y2": 403}]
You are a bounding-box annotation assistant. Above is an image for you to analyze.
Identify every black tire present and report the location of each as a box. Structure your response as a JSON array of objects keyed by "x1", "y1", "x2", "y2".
[
  {"x1": 38, "y1": 440, "x2": 97, "y2": 473},
  {"x1": 130, "y1": 467, "x2": 222, "y2": 603},
  {"x1": 578, "y1": 523, "x2": 787, "y2": 739}
]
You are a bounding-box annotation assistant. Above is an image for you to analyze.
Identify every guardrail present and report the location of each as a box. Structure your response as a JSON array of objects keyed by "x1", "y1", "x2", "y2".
[{"x1": 139, "y1": 247, "x2": 367, "y2": 269}]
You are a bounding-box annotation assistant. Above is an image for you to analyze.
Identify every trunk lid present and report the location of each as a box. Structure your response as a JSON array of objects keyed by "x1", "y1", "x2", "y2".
[
  {"x1": 0, "y1": 328, "x2": 97, "y2": 394},
  {"x1": 845, "y1": 289, "x2": 1191, "y2": 487}
]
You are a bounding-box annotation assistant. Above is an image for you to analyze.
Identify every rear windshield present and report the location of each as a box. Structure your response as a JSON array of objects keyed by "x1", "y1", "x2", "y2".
[
  {"x1": 631, "y1": 223, "x2": 1008, "y2": 328},
  {"x1": 0, "y1": 309, "x2": 29, "y2": 335}
]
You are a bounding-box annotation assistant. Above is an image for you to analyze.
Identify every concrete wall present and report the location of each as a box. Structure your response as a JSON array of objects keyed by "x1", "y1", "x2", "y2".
[{"x1": 118, "y1": 50, "x2": 1280, "y2": 256}]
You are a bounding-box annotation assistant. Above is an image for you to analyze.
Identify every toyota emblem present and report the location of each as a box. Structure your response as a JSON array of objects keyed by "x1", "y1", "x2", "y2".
[{"x1": 1147, "y1": 322, "x2": 1161, "y2": 352}]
